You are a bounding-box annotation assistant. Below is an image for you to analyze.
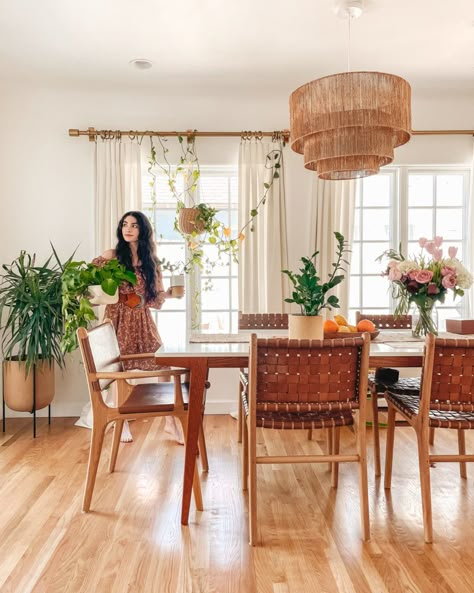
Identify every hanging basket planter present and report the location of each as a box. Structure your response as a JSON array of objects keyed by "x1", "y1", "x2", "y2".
[{"x1": 177, "y1": 208, "x2": 206, "y2": 235}]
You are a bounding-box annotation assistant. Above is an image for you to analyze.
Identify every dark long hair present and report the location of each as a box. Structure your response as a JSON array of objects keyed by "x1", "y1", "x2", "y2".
[{"x1": 115, "y1": 211, "x2": 160, "y2": 302}]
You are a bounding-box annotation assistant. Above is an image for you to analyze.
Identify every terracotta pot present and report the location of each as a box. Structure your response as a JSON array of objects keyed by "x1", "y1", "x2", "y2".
[
  {"x1": 3, "y1": 359, "x2": 55, "y2": 412},
  {"x1": 88, "y1": 285, "x2": 119, "y2": 305},
  {"x1": 177, "y1": 208, "x2": 206, "y2": 234},
  {"x1": 288, "y1": 315, "x2": 324, "y2": 340},
  {"x1": 170, "y1": 274, "x2": 185, "y2": 298}
]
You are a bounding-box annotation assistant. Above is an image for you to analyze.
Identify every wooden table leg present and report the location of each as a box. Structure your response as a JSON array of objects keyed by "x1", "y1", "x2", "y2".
[{"x1": 181, "y1": 357, "x2": 208, "y2": 525}]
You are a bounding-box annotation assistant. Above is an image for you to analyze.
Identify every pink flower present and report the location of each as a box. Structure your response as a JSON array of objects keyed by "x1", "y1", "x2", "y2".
[
  {"x1": 388, "y1": 260, "x2": 399, "y2": 268},
  {"x1": 388, "y1": 267, "x2": 402, "y2": 281},
  {"x1": 433, "y1": 236, "x2": 443, "y2": 247},
  {"x1": 433, "y1": 248, "x2": 443, "y2": 261},
  {"x1": 427, "y1": 283, "x2": 439, "y2": 295},
  {"x1": 425, "y1": 241, "x2": 435, "y2": 255},
  {"x1": 442, "y1": 274, "x2": 456, "y2": 289},
  {"x1": 413, "y1": 269, "x2": 433, "y2": 284},
  {"x1": 441, "y1": 266, "x2": 456, "y2": 277},
  {"x1": 448, "y1": 246, "x2": 458, "y2": 258},
  {"x1": 418, "y1": 237, "x2": 428, "y2": 248},
  {"x1": 408, "y1": 270, "x2": 418, "y2": 280}
]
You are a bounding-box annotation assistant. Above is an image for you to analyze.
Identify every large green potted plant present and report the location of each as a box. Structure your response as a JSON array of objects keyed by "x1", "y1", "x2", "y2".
[
  {"x1": 282, "y1": 232, "x2": 350, "y2": 339},
  {"x1": 61, "y1": 259, "x2": 137, "y2": 353},
  {"x1": 0, "y1": 250, "x2": 65, "y2": 420}
]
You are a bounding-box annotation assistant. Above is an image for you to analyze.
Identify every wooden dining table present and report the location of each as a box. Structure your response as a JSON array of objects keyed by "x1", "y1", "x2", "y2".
[{"x1": 155, "y1": 331, "x2": 425, "y2": 525}]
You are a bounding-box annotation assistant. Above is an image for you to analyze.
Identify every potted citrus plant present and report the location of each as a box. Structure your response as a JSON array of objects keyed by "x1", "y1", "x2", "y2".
[
  {"x1": 61, "y1": 259, "x2": 137, "y2": 353},
  {"x1": 0, "y1": 249, "x2": 66, "y2": 434},
  {"x1": 282, "y1": 232, "x2": 350, "y2": 339}
]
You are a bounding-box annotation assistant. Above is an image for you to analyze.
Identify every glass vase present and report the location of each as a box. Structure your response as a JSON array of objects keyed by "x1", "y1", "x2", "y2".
[{"x1": 411, "y1": 300, "x2": 438, "y2": 338}]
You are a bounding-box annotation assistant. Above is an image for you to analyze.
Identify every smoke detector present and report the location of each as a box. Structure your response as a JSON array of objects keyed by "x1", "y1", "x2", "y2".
[
  {"x1": 129, "y1": 58, "x2": 153, "y2": 71},
  {"x1": 335, "y1": 0, "x2": 364, "y2": 19}
]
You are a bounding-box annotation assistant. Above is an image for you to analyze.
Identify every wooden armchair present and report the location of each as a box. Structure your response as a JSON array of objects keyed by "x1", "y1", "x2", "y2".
[
  {"x1": 77, "y1": 320, "x2": 204, "y2": 513},
  {"x1": 237, "y1": 312, "x2": 289, "y2": 443},
  {"x1": 384, "y1": 334, "x2": 474, "y2": 543},
  {"x1": 241, "y1": 334, "x2": 371, "y2": 545}
]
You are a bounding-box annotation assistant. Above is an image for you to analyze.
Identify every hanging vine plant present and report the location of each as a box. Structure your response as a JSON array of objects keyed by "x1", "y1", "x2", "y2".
[{"x1": 147, "y1": 132, "x2": 284, "y2": 275}]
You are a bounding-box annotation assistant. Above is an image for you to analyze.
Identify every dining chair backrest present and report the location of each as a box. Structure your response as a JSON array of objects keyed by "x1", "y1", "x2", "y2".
[
  {"x1": 355, "y1": 311, "x2": 411, "y2": 329},
  {"x1": 420, "y1": 335, "x2": 474, "y2": 412},
  {"x1": 251, "y1": 336, "x2": 368, "y2": 412},
  {"x1": 78, "y1": 321, "x2": 123, "y2": 393},
  {"x1": 239, "y1": 312, "x2": 288, "y2": 330}
]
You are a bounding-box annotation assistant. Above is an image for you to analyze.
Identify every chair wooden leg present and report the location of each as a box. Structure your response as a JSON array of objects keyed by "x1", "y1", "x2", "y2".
[
  {"x1": 83, "y1": 420, "x2": 108, "y2": 512},
  {"x1": 331, "y1": 427, "x2": 340, "y2": 488},
  {"x1": 178, "y1": 416, "x2": 203, "y2": 511},
  {"x1": 108, "y1": 419, "x2": 123, "y2": 473},
  {"x1": 307, "y1": 428, "x2": 313, "y2": 440},
  {"x1": 458, "y1": 429, "x2": 467, "y2": 479},
  {"x1": 237, "y1": 381, "x2": 243, "y2": 443},
  {"x1": 384, "y1": 405, "x2": 397, "y2": 490},
  {"x1": 242, "y1": 415, "x2": 249, "y2": 491},
  {"x1": 356, "y1": 412, "x2": 370, "y2": 542},
  {"x1": 249, "y1": 423, "x2": 257, "y2": 546},
  {"x1": 416, "y1": 431, "x2": 433, "y2": 544},
  {"x1": 429, "y1": 427, "x2": 435, "y2": 446},
  {"x1": 198, "y1": 422, "x2": 209, "y2": 473},
  {"x1": 327, "y1": 428, "x2": 332, "y2": 471},
  {"x1": 372, "y1": 391, "x2": 382, "y2": 478}
]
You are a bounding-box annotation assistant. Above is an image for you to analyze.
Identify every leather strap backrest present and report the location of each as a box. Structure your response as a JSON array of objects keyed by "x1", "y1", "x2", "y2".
[{"x1": 239, "y1": 312, "x2": 289, "y2": 330}]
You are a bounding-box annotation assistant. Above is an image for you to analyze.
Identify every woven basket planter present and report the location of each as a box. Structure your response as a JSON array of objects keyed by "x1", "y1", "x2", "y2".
[{"x1": 177, "y1": 208, "x2": 206, "y2": 235}]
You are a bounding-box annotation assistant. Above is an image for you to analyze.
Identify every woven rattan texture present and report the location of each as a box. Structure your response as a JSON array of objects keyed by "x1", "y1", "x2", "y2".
[
  {"x1": 238, "y1": 312, "x2": 289, "y2": 330},
  {"x1": 355, "y1": 311, "x2": 412, "y2": 329},
  {"x1": 386, "y1": 391, "x2": 474, "y2": 428},
  {"x1": 255, "y1": 338, "x2": 363, "y2": 412}
]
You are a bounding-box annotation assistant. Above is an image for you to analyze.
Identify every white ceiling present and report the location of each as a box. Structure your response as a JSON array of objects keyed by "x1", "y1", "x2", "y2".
[{"x1": 1, "y1": 0, "x2": 473, "y2": 96}]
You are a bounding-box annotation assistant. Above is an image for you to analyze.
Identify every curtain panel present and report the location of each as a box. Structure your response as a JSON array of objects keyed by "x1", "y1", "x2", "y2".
[{"x1": 238, "y1": 139, "x2": 289, "y2": 313}]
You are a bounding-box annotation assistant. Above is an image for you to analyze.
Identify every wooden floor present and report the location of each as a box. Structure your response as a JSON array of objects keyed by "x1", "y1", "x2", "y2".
[{"x1": 1, "y1": 415, "x2": 473, "y2": 593}]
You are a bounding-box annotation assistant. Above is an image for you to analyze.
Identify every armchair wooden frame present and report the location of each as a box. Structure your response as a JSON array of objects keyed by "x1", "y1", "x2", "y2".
[
  {"x1": 242, "y1": 334, "x2": 371, "y2": 545},
  {"x1": 77, "y1": 321, "x2": 204, "y2": 513},
  {"x1": 384, "y1": 334, "x2": 474, "y2": 543}
]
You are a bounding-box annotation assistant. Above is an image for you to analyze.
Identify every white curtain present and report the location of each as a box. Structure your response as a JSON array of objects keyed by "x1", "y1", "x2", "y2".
[
  {"x1": 238, "y1": 139, "x2": 289, "y2": 313},
  {"x1": 468, "y1": 138, "x2": 474, "y2": 316},
  {"x1": 94, "y1": 139, "x2": 142, "y2": 253},
  {"x1": 309, "y1": 178, "x2": 356, "y2": 319}
]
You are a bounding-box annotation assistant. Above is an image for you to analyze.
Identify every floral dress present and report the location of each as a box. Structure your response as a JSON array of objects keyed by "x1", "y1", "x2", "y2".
[{"x1": 92, "y1": 256, "x2": 166, "y2": 370}]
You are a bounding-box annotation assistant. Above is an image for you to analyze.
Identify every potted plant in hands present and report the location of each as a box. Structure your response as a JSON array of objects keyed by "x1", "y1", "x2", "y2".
[
  {"x1": 61, "y1": 259, "x2": 137, "y2": 353},
  {"x1": 159, "y1": 260, "x2": 185, "y2": 299},
  {"x1": 282, "y1": 232, "x2": 350, "y2": 339},
  {"x1": 0, "y1": 249, "x2": 65, "y2": 436}
]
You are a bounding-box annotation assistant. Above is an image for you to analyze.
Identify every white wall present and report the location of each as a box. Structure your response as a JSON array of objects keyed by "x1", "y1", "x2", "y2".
[{"x1": 1, "y1": 81, "x2": 473, "y2": 418}]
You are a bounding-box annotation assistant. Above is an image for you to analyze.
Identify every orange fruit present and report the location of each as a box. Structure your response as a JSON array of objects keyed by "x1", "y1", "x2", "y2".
[
  {"x1": 337, "y1": 325, "x2": 350, "y2": 333},
  {"x1": 357, "y1": 319, "x2": 376, "y2": 332},
  {"x1": 334, "y1": 314, "x2": 349, "y2": 326},
  {"x1": 324, "y1": 319, "x2": 339, "y2": 333}
]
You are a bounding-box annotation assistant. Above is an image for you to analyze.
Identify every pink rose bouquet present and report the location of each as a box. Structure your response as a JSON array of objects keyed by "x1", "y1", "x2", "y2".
[{"x1": 377, "y1": 237, "x2": 472, "y2": 336}]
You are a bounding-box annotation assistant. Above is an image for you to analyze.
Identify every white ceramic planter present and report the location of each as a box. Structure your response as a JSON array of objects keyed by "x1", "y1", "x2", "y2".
[
  {"x1": 170, "y1": 274, "x2": 185, "y2": 298},
  {"x1": 88, "y1": 285, "x2": 119, "y2": 305},
  {"x1": 289, "y1": 314, "x2": 324, "y2": 340}
]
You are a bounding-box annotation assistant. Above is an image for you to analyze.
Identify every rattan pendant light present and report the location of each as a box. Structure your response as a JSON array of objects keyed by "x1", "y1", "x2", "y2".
[{"x1": 289, "y1": 1, "x2": 412, "y2": 180}]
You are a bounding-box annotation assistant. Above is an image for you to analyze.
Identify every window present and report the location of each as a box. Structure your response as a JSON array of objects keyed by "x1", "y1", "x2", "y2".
[
  {"x1": 142, "y1": 166, "x2": 238, "y2": 340},
  {"x1": 349, "y1": 167, "x2": 471, "y2": 328}
]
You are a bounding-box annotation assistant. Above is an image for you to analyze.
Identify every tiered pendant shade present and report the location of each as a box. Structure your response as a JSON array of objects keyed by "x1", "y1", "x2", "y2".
[{"x1": 290, "y1": 71, "x2": 412, "y2": 180}]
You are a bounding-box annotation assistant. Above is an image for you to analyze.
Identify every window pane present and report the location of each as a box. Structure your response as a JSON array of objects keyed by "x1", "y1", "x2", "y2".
[
  {"x1": 201, "y1": 244, "x2": 232, "y2": 272},
  {"x1": 362, "y1": 243, "x2": 388, "y2": 274},
  {"x1": 201, "y1": 279, "x2": 230, "y2": 310},
  {"x1": 435, "y1": 208, "x2": 463, "y2": 241},
  {"x1": 408, "y1": 175, "x2": 433, "y2": 207},
  {"x1": 361, "y1": 276, "x2": 390, "y2": 308},
  {"x1": 362, "y1": 175, "x2": 390, "y2": 207},
  {"x1": 353, "y1": 209, "x2": 361, "y2": 241},
  {"x1": 362, "y1": 209, "x2": 390, "y2": 240},
  {"x1": 437, "y1": 175, "x2": 463, "y2": 207},
  {"x1": 201, "y1": 312, "x2": 230, "y2": 332},
  {"x1": 349, "y1": 276, "x2": 360, "y2": 308},
  {"x1": 351, "y1": 242, "x2": 361, "y2": 274},
  {"x1": 157, "y1": 244, "x2": 186, "y2": 269},
  {"x1": 407, "y1": 208, "x2": 433, "y2": 240},
  {"x1": 153, "y1": 209, "x2": 180, "y2": 241},
  {"x1": 153, "y1": 312, "x2": 186, "y2": 343}
]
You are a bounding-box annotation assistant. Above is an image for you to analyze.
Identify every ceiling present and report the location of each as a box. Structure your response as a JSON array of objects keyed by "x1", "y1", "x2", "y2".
[{"x1": 1, "y1": 0, "x2": 473, "y2": 96}]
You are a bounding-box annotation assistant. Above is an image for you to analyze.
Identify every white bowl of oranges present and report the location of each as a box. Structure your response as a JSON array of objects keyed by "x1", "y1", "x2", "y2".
[{"x1": 323, "y1": 315, "x2": 379, "y2": 339}]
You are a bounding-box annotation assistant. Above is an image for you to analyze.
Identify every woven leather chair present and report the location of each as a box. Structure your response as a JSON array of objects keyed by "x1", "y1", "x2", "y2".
[
  {"x1": 355, "y1": 311, "x2": 422, "y2": 477},
  {"x1": 241, "y1": 334, "x2": 371, "y2": 545},
  {"x1": 77, "y1": 320, "x2": 206, "y2": 512},
  {"x1": 384, "y1": 334, "x2": 474, "y2": 543},
  {"x1": 237, "y1": 312, "x2": 289, "y2": 442}
]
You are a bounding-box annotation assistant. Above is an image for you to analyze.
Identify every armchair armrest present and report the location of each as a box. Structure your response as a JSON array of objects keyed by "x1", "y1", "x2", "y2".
[{"x1": 95, "y1": 369, "x2": 187, "y2": 380}]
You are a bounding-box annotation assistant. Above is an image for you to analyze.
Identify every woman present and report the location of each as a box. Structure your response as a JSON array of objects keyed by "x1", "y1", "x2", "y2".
[{"x1": 93, "y1": 210, "x2": 182, "y2": 442}]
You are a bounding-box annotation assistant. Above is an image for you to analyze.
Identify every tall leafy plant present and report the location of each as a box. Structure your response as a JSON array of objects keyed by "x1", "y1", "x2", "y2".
[
  {"x1": 282, "y1": 232, "x2": 350, "y2": 316},
  {"x1": 0, "y1": 249, "x2": 65, "y2": 373}
]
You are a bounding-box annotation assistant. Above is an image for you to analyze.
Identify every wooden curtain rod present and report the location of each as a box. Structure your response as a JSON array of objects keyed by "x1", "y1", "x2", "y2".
[
  {"x1": 69, "y1": 128, "x2": 291, "y2": 142},
  {"x1": 69, "y1": 127, "x2": 474, "y2": 143}
]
